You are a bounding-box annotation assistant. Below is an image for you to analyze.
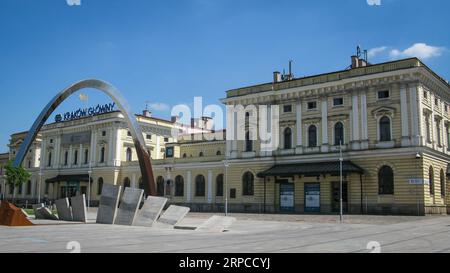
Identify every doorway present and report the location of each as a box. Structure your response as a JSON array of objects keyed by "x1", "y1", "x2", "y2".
[
  {"x1": 279, "y1": 182, "x2": 295, "y2": 213},
  {"x1": 331, "y1": 181, "x2": 348, "y2": 213}
]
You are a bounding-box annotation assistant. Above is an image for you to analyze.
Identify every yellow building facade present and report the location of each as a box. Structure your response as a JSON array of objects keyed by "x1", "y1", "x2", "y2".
[{"x1": 1, "y1": 57, "x2": 449, "y2": 215}]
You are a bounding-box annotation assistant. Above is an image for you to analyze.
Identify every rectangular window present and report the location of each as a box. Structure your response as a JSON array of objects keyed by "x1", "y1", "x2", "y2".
[
  {"x1": 423, "y1": 91, "x2": 428, "y2": 99},
  {"x1": 435, "y1": 98, "x2": 439, "y2": 106},
  {"x1": 378, "y1": 90, "x2": 390, "y2": 99},
  {"x1": 436, "y1": 123, "x2": 442, "y2": 146},
  {"x1": 102, "y1": 131, "x2": 106, "y2": 136},
  {"x1": 307, "y1": 101, "x2": 317, "y2": 110},
  {"x1": 164, "y1": 137, "x2": 169, "y2": 142},
  {"x1": 146, "y1": 134, "x2": 152, "y2": 140},
  {"x1": 283, "y1": 105, "x2": 292, "y2": 113},
  {"x1": 333, "y1": 98, "x2": 344, "y2": 106}
]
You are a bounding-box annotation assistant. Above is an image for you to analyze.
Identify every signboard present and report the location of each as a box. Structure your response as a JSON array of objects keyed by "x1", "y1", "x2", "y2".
[
  {"x1": 408, "y1": 178, "x2": 429, "y2": 185},
  {"x1": 279, "y1": 183, "x2": 294, "y2": 212},
  {"x1": 55, "y1": 102, "x2": 116, "y2": 123},
  {"x1": 305, "y1": 183, "x2": 320, "y2": 213},
  {"x1": 61, "y1": 131, "x2": 92, "y2": 145}
]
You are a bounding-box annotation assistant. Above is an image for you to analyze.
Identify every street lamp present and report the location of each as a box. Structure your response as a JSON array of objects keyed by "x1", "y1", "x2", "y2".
[
  {"x1": 87, "y1": 163, "x2": 92, "y2": 211},
  {"x1": 339, "y1": 141, "x2": 344, "y2": 222},
  {"x1": 224, "y1": 158, "x2": 230, "y2": 216}
]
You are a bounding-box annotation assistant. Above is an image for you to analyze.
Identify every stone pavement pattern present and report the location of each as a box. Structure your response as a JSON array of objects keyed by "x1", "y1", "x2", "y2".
[{"x1": 0, "y1": 214, "x2": 449, "y2": 253}]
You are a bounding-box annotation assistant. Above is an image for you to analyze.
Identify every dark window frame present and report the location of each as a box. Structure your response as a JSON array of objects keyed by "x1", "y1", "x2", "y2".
[
  {"x1": 195, "y1": 175, "x2": 206, "y2": 197},
  {"x1": 242, "y1": 172, "x2": 254, "y2": 196},
  {"x1": 378, "y1": 165, "x2": 394, "y2": 195}
]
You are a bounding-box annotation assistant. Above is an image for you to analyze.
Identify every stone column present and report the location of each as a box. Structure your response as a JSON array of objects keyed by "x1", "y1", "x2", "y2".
[
  {"x1": 296, "y1": 101, "x2": 303, "y2": 154},
  {"x1": 90, "y1": 130, "x2": 97, "y2": 166},
  {"x1": 114, "y1": 128, "x2": 122, "y2": 166},
  {"x1": 360, "y1": 92, "x2": 369, "y2": 149},
  {"x1": 430, "y1": 92, "x2": 436, "y2": 149},
  {"x1": 400, "y1": 85, "x2": 411, "y2": 146},
  {"x1": 40, "y1": 137, "x2": 46, "y2": 169},
  {"x1": 186, "y1": 170, "x2": 192, "y2": 203},
  {"x1": 207, "y1": 170, "x2": 213, "y2": 204},
  {"x1": 410, "y1": 85, "x2": 422, "y2": 146},
  {"x1": 351, "y1": 92, "x2": 361, "y2": 150},
  {"x1": 321, "y1": 98, "x2": 329, "y2": 152},
  {"x1": 69, "y1": 145, "x2": 73, "y2": 167},
  {"x1": 155, "y1": 136, "x2": 161, "y2": 160},
  {"x1": 79, "y1": 144, "x2": 83, "y2": 167},
  {"x1": 54, "y1": 135, "x2": 60, "y2": 168},
  {"x1": 108, "y1": 128, "x2": 114, "y2": 165}
]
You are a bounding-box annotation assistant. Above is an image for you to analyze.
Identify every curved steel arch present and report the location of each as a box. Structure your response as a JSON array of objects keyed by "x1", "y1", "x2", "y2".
[{"x1": 13, "y1": 79, "x2": 156, "y2": 196}]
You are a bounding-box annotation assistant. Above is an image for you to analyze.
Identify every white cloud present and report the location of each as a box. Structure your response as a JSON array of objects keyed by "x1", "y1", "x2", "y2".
[
  {"x1": 368, "y1": 46, "x2": 388, "y2": 58},
  {"x1": 389, "y1": 43, "x2": 445, "y2": 60},
  {"x1": 148, "y1": 102, "x2": 170, "y2": 112}
]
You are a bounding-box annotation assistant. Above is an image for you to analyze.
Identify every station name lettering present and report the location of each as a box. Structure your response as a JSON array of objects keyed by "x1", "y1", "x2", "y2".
[{"x1": 55, "y1": 103, "x2": 116, "y2": 122}]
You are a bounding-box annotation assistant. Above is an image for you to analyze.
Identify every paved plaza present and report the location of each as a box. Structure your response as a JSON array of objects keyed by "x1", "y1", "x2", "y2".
[{"x1": 0, "y1": 211, "x2": 449, "y2": 253}]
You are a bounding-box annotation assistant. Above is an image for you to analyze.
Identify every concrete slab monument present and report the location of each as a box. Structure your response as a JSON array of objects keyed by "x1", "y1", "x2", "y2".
[
  {"x1": 158, "y1": 205, "x2": 190, "y2": 226},
  {"x1": 32, "y1": 204, "x2": 45, "y2": 219},
  {"x1": 55, "y1": 198, "x2": 73, "y2": 221},
  {"x1": 0, "y1": 201, "x2": 33, "y2": 226},
  {"x1": 96, "y1": 184, "x2": 122, "y2": 224},
  {"x1": 196, "y1": 216, "x2": 236, "y2": 232},
  {"x1": 36, "y1": 207, "x2": 59, "y2": 220},
  {"x1": 115, "y1": 188, "x2": 144, "y2": 226},
  {"x1": 71, "y1": 194, "x2": 87, "y2": 223},
  {"x1": 134, "y1": 196, "x2": 168, "y2": 227}
]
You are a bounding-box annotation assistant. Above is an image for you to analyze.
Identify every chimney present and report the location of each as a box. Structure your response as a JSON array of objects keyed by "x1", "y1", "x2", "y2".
[
  {"x1": 142, "y1": 109, "x2": 152, "y2": 117},
  {"x1": 273, "y1": 71, "x2": 281, "y2": 83},
  {"x1": 359, "y1": 58, "x2": 368, "y2": 67},
  {"x1": 351, "y1": 55, "x2": 359, "y2": 69},
  {"x1": 171, "y1": 115, "x2": 180, "y2": 123}
]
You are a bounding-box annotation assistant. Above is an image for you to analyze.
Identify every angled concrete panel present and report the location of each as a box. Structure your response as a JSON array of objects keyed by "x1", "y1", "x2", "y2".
[
  {"x1": 96, "y1": 184, "x2": 121, "y2": 224},
  {"x1": 134, "y1": 196, "x2": 168, "y2": 227},
  {"x1": 115, "y1": 188, "x2": 144, "y2": 226}
]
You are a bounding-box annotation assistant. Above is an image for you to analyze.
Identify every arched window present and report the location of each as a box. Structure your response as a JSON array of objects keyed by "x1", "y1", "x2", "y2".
[
  {"x1": 242, "y1": 171, "x2": 254, "y2": 196},
  {"x1": 378, "y1": 166, "x2": 394, "y2": 195},
  {"x1": 123, "y1": 177, "x2": 131, "y2": 188},
  {"x1": 216, "y1": 151, "x2": 222, "y2": 156},
  {"x1": 429, "y1": 166, "x2": 434, "y2": 195},
  {"x1": 284, "y1": 128, "x2": 292, "y2": 149},
  {"x1": 100, "y1": 147, "x2": 105, "y2": 163},
  {"x1": 84, "y1": 149, "x2": 89, "y2": 164},
  {"x1": 245, "y1": 131, "x2": 253, "y2": 152},
  {"x1": 379, "y1": 116, "x2": 391, "y2": 142},
  {"x1": 126, "y1": 147, "x2": 132, "y2": 162},
  {"x1": 440, "y1": 170, "x2": 446, "y2": 197},
  {"x1": 308, "y1": 125, "x2": 317, "y2": 147},
  {"x1": 175, "y1": 176, "x2": 184, "y2": 197},
  {"x1": 64, "y1": 151, "x2": 69, "y2": 166},
  {"x1": 97, "y1": 177, "x2": 104, "y2": 195},
  {"x1": 216, "y1": 174, "x2": 224, "y2": 197},
  {"x1": 195, "y1": 175, "x2": 206, "y2": 197},
  {"x1": 47, "y1": 152, "x2": 52, "y2": 167},
  {"x1": 334, "y1": 122, "x2": 344, "y2": 146},
  {"x1": 183, "y1": 153, "x2": 187, "y2": 158},
  {"x1": 74, "y1": 150, "x2": 78, "y2": 165},
  {"x1": 199, "y1": 152, "x2": 204, "y2": 157},
  {"x1": 156, "y1": 176, "x2": 165, "y2": 196},
  {"x1": 28, "y1": 160, "x2": 31, "y2": 169}
]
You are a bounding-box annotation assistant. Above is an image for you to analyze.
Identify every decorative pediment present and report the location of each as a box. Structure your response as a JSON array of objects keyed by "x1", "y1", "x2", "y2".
[{"x1": 371, "y1": 106, "x2": 396, "y2": 119}]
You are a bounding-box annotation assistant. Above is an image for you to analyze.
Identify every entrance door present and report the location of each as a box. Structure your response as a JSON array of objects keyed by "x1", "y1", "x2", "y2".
[
  {"x1": 331, "y1": 181, "x2": 348, "y2": 213},
  {"x1": 279, "y1": 183, "x2": 295, "y2": 213},
  {"x1": 304, "y1": 183, "x2": 321, "y2": 213}
]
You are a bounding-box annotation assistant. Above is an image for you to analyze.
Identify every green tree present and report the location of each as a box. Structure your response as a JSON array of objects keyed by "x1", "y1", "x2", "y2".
[{"x1": 5, "y1": 160, "x2": 31, "y2": 203}]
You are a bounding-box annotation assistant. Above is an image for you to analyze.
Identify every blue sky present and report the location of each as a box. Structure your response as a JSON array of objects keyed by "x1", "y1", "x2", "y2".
[{"x1": 0, "y1": 0, "x2": 449, "y2": 153}]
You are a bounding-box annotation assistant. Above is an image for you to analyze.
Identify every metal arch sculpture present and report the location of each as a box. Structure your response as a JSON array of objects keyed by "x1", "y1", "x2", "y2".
[{"x1": 13, "y1": 79, "x2": 156, "y2": 196}]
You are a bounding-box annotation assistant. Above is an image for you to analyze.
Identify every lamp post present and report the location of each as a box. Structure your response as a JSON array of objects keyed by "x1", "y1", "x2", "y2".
[
  {"x1": 224, "y1": 158, "x2": 229, "y2": 216},
  {"x1": 339, "y1": 141, "x2": 344, "y2": 222},
  {"x1": 87, "y1": 163, "x2": 92, "y2": 211}
]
